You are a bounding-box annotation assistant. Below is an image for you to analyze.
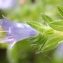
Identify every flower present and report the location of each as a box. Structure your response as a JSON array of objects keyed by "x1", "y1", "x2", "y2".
[
  {"x1": 0, "y1": 17, "x2": 38, "y2": 48},
  {"x1": 0, "y1": 0, "x2": 16, "y2": 9}
]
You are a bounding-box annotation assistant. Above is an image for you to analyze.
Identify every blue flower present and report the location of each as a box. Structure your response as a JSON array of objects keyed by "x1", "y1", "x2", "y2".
[
  {"x1": 0, "y1": 17, "x2": 38, "y2": 48},
  {"x1": 0, "y1": 0, "x2": 16, "y2": 9}
]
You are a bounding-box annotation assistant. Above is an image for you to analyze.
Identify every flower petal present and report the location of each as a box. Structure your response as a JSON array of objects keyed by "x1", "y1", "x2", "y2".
[
  {"x1": 0, "y1": 17, "x2": 38, "y2": 45},
  {"x1": 1, "y1": 17, "x2": 13, "y2": 30},
  {"x1": 0, "y1": 0, "x2": 16, "y2": 9},
  {"x1": 7, "y1": 22, "x2": 38, "y2": 41}
]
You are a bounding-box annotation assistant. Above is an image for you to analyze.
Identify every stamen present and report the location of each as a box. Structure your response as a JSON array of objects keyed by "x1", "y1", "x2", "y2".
[
  {"x1": 7, "y1": 36, "x2": 15, "y2": 39},
  {"x1": 0, "y1": 37, "x2": 14, "y2": 43},
  {"x1": 7, "y1": 36, "x2": 16, "y2": 44},
  {"x1": 0, "y1": 31, "x2": 8, "y2": 32},
  {"x1": 0, "y1": 34, "x2": 15, "y2": 44}
]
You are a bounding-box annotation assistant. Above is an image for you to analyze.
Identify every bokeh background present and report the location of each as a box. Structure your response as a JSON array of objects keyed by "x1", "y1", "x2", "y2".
[{"x1": 0, "y1": 0, "x2": 63, "y2": 63}]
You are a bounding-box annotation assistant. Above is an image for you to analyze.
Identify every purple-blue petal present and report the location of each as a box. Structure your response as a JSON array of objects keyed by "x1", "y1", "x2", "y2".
[
  {"x1": 0, "y1": 17, "x2": 13, "y2": 30},
  {"x1": 7, "y1": 22, "x2": 38, "y2": 41},
  {"x1": 0, "y1": 18, "x2": 38, "y2": 42},
  {"x1": 0, "y1": 0, "x2": 17, "y2": 9}
]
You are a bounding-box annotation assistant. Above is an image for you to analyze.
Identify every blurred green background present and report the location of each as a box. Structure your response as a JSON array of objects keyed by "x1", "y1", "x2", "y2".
[{"x1": 0, "y1": 0, "x2": 63, "y2": 63}]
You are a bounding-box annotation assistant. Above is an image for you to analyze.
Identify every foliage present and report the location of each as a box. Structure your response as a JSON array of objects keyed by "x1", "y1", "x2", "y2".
[
  {"x1": 0, "y1": 0, "x2": 63, "y2": 63},
  {"x1": 6, "y1": 5, "x2": 63, "y2": 63}
]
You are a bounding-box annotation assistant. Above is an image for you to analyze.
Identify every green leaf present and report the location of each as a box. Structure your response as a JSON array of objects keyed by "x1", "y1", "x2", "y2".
[
  {"x1": 57, "y1": 6, "x2": 63, "y2": 17},
  {"x1": 29, "y1": 34, "x2": 47, "y2": 46},
  {"x1": 41, "y1": 34, "x2": 63, "y2": 52},
  {"x1": 28, "y1": 34, "x2": 48, "y2": 53},
  {"x1": 43, "y1": 29, "x2": 54, "y2": 36},
  {"x1": 49, "y1": 20, "x2": 63, "y2": 31},
  {"x1": 27, "y1": 21, "x2": 45, "y2": 33},
  {"x1": 41, "y1": 14, "x2": 53, "y2": 23}
]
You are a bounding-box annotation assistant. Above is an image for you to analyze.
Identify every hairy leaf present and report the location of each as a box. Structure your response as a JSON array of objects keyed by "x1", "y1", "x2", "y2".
[
  {"x1": 41, "y1": 14, "x2": 53, "y2": 23},
  {"x1": 27, "y1": 21, "x2": 45, "y2": 33},
  {"x1": 28, "y1": 34, "x2": 47, "y2": 53},
  {"x1": 49, "y1": 20, "x2": 63, "y2": 31},
  {"x1": 41, "y1": 34, "x2": 63, "y2": 52}
]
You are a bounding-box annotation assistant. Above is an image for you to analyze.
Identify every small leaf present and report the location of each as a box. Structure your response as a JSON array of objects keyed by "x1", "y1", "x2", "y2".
[
  {"x1": 49, "y1": 20, "x2": 63, "y2": 31},
  {"x1": 28, "y1": 34, "x2": 48, "y2": 53},
  {"x1": 29, "y1": 34, "x2": 47, "y2": 45},
  {"x1": 27, "y1": 21, "x2": 45, "y2": 33},
  {"x1": 57, "y1": 6, "x2": 63, "y2": 17},
  {"x1": 43, "y1": 29, "x2": 54, "y2": 36},
  {"x1": 41, "y1": 34, "x2": 63, "y2": 52},
  {"x1": 41, "y1": 14, "x2": 53, "y2": 23}
]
